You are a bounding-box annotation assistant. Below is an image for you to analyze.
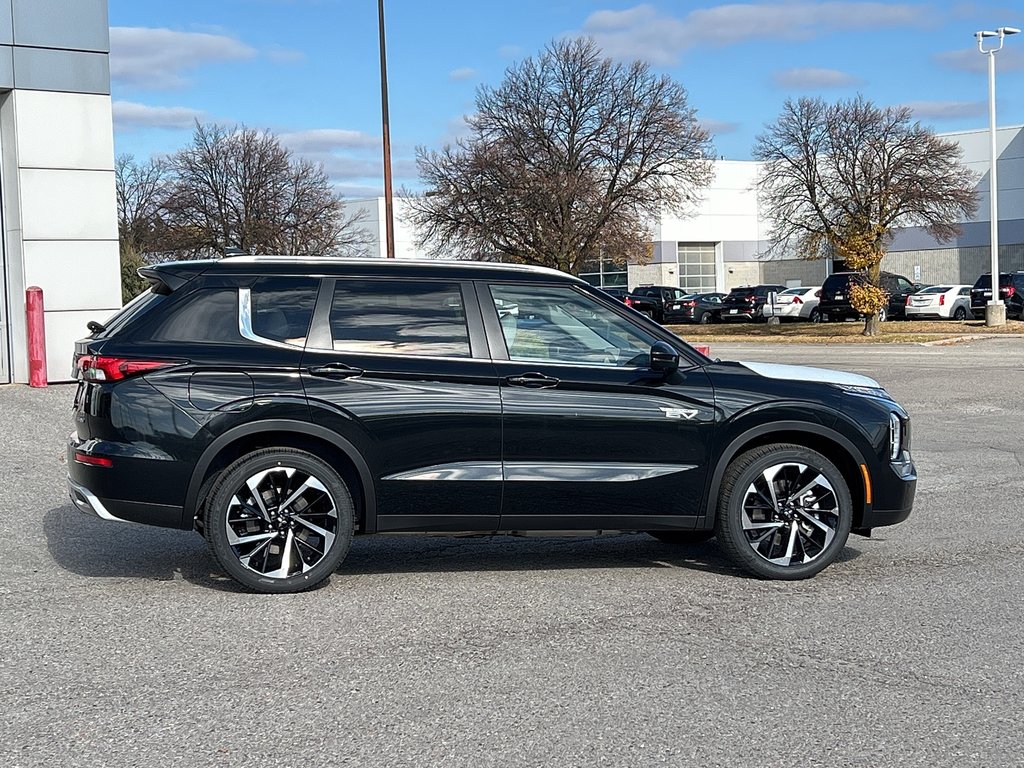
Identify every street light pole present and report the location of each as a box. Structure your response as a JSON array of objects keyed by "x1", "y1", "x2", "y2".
[
  {"x1": 976, "y1": 26, "x2": 1019, "y2": 326},
  {"x1": 378, "y1": 0, "x2": 396, "y2": 259}
]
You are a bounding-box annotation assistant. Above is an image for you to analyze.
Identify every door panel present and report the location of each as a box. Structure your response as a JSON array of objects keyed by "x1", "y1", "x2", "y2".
[
  {"x1": 301, "y1": 278, "x2": 501, "y2": 530},
  {"x1": 483, "y1": 282, "x2": 715, "y2": 530}
]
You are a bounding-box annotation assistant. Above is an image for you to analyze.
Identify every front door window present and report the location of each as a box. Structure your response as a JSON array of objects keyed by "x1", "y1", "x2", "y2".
[{"x1": 489, "y1": 285, "x2": 655, "y2": 367}]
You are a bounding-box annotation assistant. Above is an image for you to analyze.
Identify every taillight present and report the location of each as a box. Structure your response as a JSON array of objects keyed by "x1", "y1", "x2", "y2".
[
  {"x1": 683, "y1": 300, "x2": 696, "y2": 307},
  {"x1": 905, "y1": 296, "x2": 912, "y2": 306},
  {"x1": 74, "y1": 451, "x2": 113, "y2": 468},
  {"x1": 1006, "y1": 286, "x2": 1016, "y2": 298},
  {"x1": 792, "y1": 297, "x2": 803, "y2": 304},
  {"x1": 939, "y1": 294, "x2": 945, "y2": 306},
  {"x1": 624, "y1": 297, "x2": 634, "y2": 307},
  {"x1": 77, "y1": 355, "x2": 175, "y2": 382},
  {"x1": 746, "y1": 294, "x2": 756, "y2": 301}
]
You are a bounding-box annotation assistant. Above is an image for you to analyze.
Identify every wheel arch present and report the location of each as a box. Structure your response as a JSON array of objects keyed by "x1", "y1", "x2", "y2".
[
  {"x1": 185, "y1": 420, "x2": 377, "y2": 533},
  {"x1": 702, "y1": 421, "x2": 870, "y2": 528}
]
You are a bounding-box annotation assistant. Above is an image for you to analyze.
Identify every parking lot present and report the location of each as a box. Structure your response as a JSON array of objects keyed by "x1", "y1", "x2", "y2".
[{"x1": 2, "y1": 338, "x2": 1022, "y2": 767}]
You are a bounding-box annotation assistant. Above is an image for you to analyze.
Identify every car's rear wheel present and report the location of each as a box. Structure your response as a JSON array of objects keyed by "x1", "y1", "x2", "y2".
[
  {"x1": 953, "y1": 306, "x2": 967, "y2": 321},
  {"x1": 698, "y1": 311, "x2": 712, "y2": 324},
  {"x1": 205, "y1": 448, "x2": 355, "y2": 593},
  {"x1": 648, "y1": 530, "x2": 715, "y2": 545},
  {"x1": 714, "y1": 444, "x2": 852, "y2": 580},
  {"x1": 809, "y1": 308, "x2": 822, "y2": 323}
]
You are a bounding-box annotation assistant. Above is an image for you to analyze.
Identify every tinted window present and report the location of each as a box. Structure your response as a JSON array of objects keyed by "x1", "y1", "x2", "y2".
[
  {"x1": 921, "y1": 286, "x2": 952, "y2": 294},
  {"x1": 822, "y1": 275, "x2": 850, "y2": 291},
  {"x1": 329, "y1": 280, "x2": 470, "y2": 357},
  {"x1": 634, "y1": 287, "x2": 657, "y2": 297},
  {"x1": 150, "y1": 289, "x2": 239, "y2": 343},
  {"x1": 959, "y1": 287, "x2": 971, "y2": 296},
  {"x1": 895, "y1": 278, "x2": 914, "y2": 292},
  {"x1": 779, "y1": 288, "x2": 805, "y2": 295},
  {"x1": 94, "y1": 289, "x2": 166, "y2": 339},
  {"x1": 490, "y1": 284, "x2": 656, "y2": 367},
  {"x1": 250, "y1": 277, "x2": 318, "y2": 346}
]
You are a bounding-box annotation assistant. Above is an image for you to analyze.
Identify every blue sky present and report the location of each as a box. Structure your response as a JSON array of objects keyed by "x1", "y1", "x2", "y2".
[{"x1": 109, "y1": 1, "x2": 1024, "y2": 198}]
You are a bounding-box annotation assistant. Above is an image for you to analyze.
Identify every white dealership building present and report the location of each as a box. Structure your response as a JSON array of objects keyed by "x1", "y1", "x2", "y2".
[{"x1": 0, "y1": 0, "x2": 120, "y2": 384}]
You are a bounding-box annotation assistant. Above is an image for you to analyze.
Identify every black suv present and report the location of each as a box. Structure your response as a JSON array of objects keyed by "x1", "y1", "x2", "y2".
[
  {"x1": 970, "y1": 272, "x2": 1024, "y2": 320},
  {"x1": 718, "y1": 285, "x2": 787, "y2": 321},
  {"x1": 68, "y1": 257, "x2": 916, "y2": 592},
  {"x1": 630, "y1": 285, "x2": 690, "y2": 323},
  {"x1": 819, "y1": 271, "x2": 915, "y2": 322}
]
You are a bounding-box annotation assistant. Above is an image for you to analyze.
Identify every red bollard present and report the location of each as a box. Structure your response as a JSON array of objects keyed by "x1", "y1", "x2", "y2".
[{"x1": 26, "y1": 286, "x2": 47, "y2": 388}]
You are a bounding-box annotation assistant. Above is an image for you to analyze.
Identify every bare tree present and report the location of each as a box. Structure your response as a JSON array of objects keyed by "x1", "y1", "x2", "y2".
[
  {"x1": 409, "y1": 37, "x2": 714, "y2": 274},
  {"x1": 754, "y1": 96, "x2": 978, "y2": 335},
  {"x1": 160, "y1": 123, "x2": 369, "y2": 259},
  {"x1": 115, "y1": 154, "x2": 167, "y2": 300}
]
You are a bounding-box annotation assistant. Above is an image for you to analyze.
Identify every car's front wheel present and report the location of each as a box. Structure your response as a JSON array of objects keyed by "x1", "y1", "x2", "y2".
[
  {"x1": 205, "y1": 448, "x2": 355, "y2": 593},
  {"x1": 714, "y1": 444, "x2": 852, "y2": 580}
]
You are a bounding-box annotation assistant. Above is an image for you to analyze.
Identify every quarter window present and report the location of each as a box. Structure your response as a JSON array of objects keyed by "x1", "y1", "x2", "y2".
[
  {"x1": 151, "y1": 288, "x2": 239, "y2": 343},
  {"x1": 329, "y1": 280, "x2": 471, "y2": 357},
  {"x1": 490, "y1": 284, "x2": 656, "y2": 367}
]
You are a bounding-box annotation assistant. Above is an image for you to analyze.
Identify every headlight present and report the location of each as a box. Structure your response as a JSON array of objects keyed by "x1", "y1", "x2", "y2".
[
  {"x1": 836, "y1": 383, "x2": 892, "y2": 400},
  {"x1": 889, "y1": 412, "x2": 903, "y2": 461}
]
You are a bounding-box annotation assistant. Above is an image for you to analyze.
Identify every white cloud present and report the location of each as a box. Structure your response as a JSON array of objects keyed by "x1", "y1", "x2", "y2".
[
  {"x1": 903, "y1": 100, "x2": 988, "y2": 119},
  {"x1": 112, "y1": 100, "x2": 203, "y2": 129},
  {"x1": 936, "y1": 47, "x2": 1024, "y2": 74},
  {"x1": 449, "y1": 67, "x2": 477, "y2": 82},
  {"x1": 110, "y1": 26, "x2": 257, "y2": 89},
  {"x1": 278, "y1": 129, "x2": 381, "y2": 152},
  {"x1": 773, "y1": 67, "x2": 863, "y2": 89},
  {"x1": 576, "y1": 3, "x2": 932, "y2": 66},
  {"x1": 698, "y1": 118, "x2": 740, "y2": 135}
]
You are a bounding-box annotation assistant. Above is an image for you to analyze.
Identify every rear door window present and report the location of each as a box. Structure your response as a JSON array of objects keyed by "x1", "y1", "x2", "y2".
[
  {"x1": 328, "y1": 279, "x2": 471, "y2": 358},
  {"x1": 247, "y1": 277, "x2": 319, "y2": 347}
]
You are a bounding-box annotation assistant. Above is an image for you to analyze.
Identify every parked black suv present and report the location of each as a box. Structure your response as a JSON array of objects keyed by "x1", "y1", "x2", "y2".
[
  {"x1": 970, "y1": 272, "x2": 1024, "y2": 320},
  {"x1": 819, "y1": 271, "x2": 916, "y2": 322},
  {"x1": 718, "y1": 284, "x2": 787, "y2": 321},
  {"x1": 630, "y1": 285, "x2": 690, "y2": 323},
  {"x1": 68, "y1": 257, "x2": 916, "y2": 592}
]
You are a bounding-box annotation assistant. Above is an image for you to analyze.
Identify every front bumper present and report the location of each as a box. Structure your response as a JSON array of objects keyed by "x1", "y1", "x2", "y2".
[{"x1": 860, "y1": 457, "x2": 916, "y2": 530}]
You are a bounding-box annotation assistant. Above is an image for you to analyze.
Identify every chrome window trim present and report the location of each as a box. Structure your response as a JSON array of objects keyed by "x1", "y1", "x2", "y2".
[{"x1": 238, "y1": 288, "x2": 307, "y2": 351}]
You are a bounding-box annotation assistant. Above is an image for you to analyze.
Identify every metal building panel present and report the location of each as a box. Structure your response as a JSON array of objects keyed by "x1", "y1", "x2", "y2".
[
  {"x1": 12, "y1": 0, "x2": 108, "y2": 52},
  {"x1": 13, "y1": 47, "x2": 109, "y2": 95}
]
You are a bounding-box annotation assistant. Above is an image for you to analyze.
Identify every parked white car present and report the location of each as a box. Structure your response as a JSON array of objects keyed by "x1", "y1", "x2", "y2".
[
  {"x1": 763, "y1": 286, "x2": 822, "y2": 322},
  {"x1": 905, "y1": 285, "x2": 972, "y2": 320}
]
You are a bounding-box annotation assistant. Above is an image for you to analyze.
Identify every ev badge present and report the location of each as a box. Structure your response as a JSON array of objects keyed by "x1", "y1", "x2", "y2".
[{"x1": 660, "y1": 406, "x2": 698, "y2": 420}]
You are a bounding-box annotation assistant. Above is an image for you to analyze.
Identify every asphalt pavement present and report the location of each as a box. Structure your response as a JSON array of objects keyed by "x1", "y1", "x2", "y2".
[{"x1": 1, "y1": 338, "x2": 1022, "y2": 767}]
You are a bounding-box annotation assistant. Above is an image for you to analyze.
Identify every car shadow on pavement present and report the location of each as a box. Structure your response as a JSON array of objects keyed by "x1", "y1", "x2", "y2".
[{"x1": 45, "y1": 505, "x2": 862, "y2": 589}]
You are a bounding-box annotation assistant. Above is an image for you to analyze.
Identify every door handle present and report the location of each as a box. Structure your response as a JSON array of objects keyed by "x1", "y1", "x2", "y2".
[
  {"x1": 506, "y1": 372, "x2": 560, "y2": 389},
  {"x1": 308, "y1": 363, "x2": 364, "y2": 379}
]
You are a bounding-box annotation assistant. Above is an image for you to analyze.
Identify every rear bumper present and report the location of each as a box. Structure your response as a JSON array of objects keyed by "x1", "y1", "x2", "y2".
[{"x1": 68, "y1": 476, "x2": 126, "y2": 522}]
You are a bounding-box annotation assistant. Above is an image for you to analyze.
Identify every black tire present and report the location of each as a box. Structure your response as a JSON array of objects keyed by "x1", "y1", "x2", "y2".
[
  {"x1": 648, "y1": 530, "x2": 715, "y2": 545},
  {"x1": 205, "y1": 448, "x2": 355, "y2": 593},
  {"x1": 698, "y1": 311, "x2": 712, "y2": 325},
  {"x1": 809, "y1": 308, "x2": 822, "y2": 323},
  {"x1": 714, "y1": 444, "x2": 852, "y2": 580},
  {"x1": 953, "y1": 306, "x2": 967, "y2": 321},
  {"x1": 640, "y1": 309, "x2": 654, "y2": 320}
]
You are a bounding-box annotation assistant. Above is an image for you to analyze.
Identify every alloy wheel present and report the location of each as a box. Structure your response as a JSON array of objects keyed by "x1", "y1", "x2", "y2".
[
  {"x1": 224, "y1": 466, "x2": 339, "y2": 579},
  {"x1": 739, "y1": 462, "x2": 840, "y2": 567}
]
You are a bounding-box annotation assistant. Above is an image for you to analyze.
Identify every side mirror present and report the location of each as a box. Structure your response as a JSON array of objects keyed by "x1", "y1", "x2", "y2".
[{"x1": 650, "y1": 341, "x2": 679, "y2": 374}]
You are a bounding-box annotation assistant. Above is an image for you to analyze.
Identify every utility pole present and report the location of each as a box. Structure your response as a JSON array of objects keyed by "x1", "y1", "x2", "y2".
[{"x1": 378, "y1": 0, "x2": 396, "y2": 258}]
